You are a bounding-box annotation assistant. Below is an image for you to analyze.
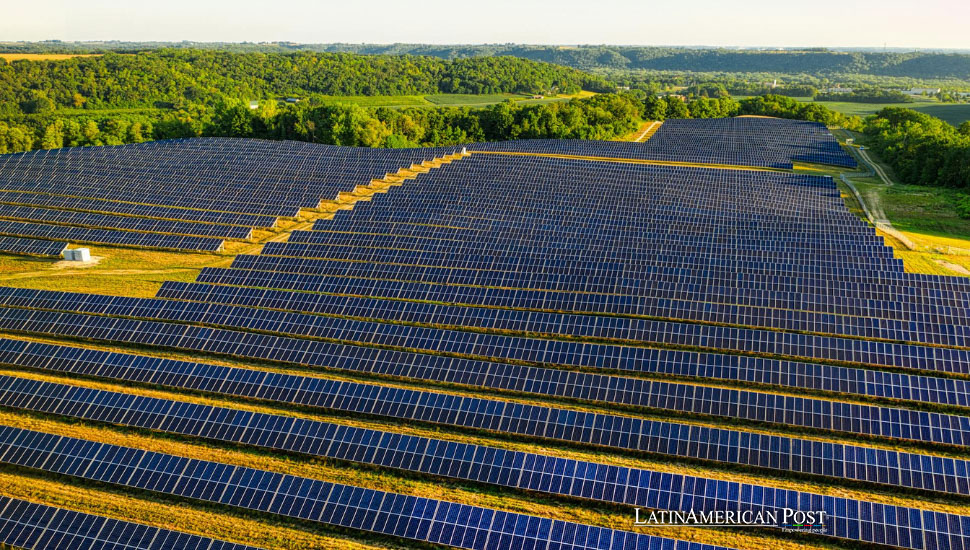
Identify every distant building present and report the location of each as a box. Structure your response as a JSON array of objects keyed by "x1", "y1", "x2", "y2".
[
  {"x1": 531, "y1": 95, "x2": 544, "y2": 99},
  {"x1": 616, "y1": 86, "x2": 630, "y2": 91},
  {"x1": 249, "y1": 100, "x2": 259, "y2": 110},
  {"x1": 822, "y1": 87, "x2": 853, "y2": 94},
  {"x1": 285, "y1": 97, "x2": 301, "y2": 103}
]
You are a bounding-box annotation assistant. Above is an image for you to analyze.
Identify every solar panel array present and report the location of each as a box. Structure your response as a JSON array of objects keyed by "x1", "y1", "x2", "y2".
[
  {"x1": 0, "y1": 236, "x2": 67, "y2": 258},
  {"x1": 0, "y1": 496, "x2": 263, "y2": 550},
  {"x1": 0, "y1": 138, "x2": 460, "y2": 253},
  {"x1": 467, "y1": 117, "x2": 857, "y2": 169},
  {"x1": 0, "y1": 120, "x2": 964, "y2": 550}
]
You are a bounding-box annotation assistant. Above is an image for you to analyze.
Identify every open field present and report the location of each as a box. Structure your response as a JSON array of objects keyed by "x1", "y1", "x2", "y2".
[
  {"x1": 816, "y1": 98, "x2": 970, "y2": 126},
  {"x1": 736, "y1": 95, "x2": 970, "y2": 126}
]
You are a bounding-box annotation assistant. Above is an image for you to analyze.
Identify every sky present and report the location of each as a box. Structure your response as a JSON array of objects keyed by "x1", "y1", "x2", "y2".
[{"x1": 2, "y1": 0, "x2": 968, "y2": 50}]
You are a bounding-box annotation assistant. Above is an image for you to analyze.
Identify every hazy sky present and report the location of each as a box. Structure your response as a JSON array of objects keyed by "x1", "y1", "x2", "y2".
[{"x1": 3, "y1": 0, "x2": 967, "y2": 49}]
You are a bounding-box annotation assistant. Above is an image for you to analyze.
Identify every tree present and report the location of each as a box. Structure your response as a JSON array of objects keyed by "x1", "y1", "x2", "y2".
[
  {"x1": 21, "y1": 90, "x2": 55, "y2": 114},
  {"x1": 643, "y1": 95, "x2": 666, "y2": 121},
  {"x1": 81, "y1": 120, "x2": 101, "y2": 145},
  {"x1": 664, "y1": 97, "x2": 690, "y2": 119},
  {"x1": 41, "y1": 121, "x2": 65, "y2": 149}
]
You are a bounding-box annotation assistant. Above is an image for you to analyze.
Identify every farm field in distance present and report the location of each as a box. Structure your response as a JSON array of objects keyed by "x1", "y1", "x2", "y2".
[{"x1": 735, "y1": 95, "x2": 970, "y2": 126}]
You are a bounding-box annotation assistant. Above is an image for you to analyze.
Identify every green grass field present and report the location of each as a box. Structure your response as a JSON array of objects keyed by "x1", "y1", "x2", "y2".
[
  {"x1": 814, "y1": 98, "x2": 970, "y2": 126},
  {"x1": 734, "y1": 95, "x2": 970, "y2": 126}
]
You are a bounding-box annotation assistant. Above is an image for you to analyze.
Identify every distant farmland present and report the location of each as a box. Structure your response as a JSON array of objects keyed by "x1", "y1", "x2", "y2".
[{"x1": 736, "y1": 95, "x2": 970, "y2": 126}]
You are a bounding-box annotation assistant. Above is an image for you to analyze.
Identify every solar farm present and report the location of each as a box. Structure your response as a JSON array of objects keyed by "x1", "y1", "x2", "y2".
[{"x1": 0, "y1": 117, "x2": 967, "y2": 550}]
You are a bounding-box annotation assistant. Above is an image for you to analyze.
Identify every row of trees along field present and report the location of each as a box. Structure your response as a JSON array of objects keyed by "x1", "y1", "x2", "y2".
[
  {"x1": 0, "y1": 92, "x2": 867, "y2": 154},
  {"x1": 0, "y1": 93, "x2": 645, "y2": 152},
  {"x1": 0, "y1": 50, "x2": 612, "y2": 113}
]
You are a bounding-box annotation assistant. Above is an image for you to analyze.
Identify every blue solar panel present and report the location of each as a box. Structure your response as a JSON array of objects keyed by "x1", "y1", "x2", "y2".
[
  {"x1": 0, "y1": 425, "x2": 741, "y2": 550},
  {"x1": 0, "y1": 495, "x2": 263, "y2": 550}
]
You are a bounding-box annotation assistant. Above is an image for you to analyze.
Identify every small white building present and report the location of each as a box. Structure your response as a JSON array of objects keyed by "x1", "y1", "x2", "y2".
[
  {"x1": 822, "y1": 87, "x2": 854, "y2": 94},
  {"x1": 249, "y1": 100, "x2": 260, "y2": 110},
  {"x1": 64, "y1": 248, "x2": 91, "y2": 262}
]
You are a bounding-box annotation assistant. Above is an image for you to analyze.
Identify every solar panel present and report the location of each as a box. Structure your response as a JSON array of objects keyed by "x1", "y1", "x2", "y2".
[
  {"x1": 0, "y1": 495, "x2": 263, "y2": 550},
  {"x1": 0, "y1": 236, "x2": 67, "y2": 257},
  {"x1": 0, "y1": 353, "x2": 963, "y2": 496},
  {"x1": 0, "y1": 425, "x2": 740, "y2": 550}
]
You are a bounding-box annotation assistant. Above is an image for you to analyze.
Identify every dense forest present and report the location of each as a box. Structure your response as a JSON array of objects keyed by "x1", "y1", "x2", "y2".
[
  {"x1": 7, "y1": 42, "x2": 970, "y2": 80},
  {"x1": 0, "y1": 50, "x2": 611, "y2": 111},
  {"x1": 863, "y1": 108, "x2": 970, "y2": 188}
]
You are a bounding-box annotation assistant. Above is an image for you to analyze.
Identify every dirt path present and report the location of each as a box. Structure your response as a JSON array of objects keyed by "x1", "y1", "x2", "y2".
[
  {"x1": 858, "y1": 148, "x2": 896, "y2": 186},
  {"x1": 633, "y1": 121, "x2": 659, "y2": 142},
  {"x1": 935, "y1": 259, "x2": 970, "y2": 275}
]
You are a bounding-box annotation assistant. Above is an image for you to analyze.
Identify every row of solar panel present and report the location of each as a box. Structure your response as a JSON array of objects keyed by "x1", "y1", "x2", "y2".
[
  {"x1": 335, "y1": 188, "x2": 858, "y2": 224},
  {"x1": 313, "y1": 218, "x2": 879, "y2": 243},
  {"x1": 154, "y1": 281, "x2": 970, "y2": 406},
  {"x1": 330, "y1": 179, "x2": 855, "y2": 220},
  {"x1": 0, "y1": 187, "x2": 302, "y2": 218},
  {"x1": 0, "y1": 425, "x2": 732, "y2": 550},
  {"x1": 0, "y1": 236, "x2": 67, "y2": 258},
  {"x1": 255, "y1": 247, "x2": 907, "y2": 284},
  {"x1": 0, "y1": 219, "x2": 223, "y2": 252},
  {"x1": 0, "y1": 140, "x2": 457, "y2": 216},
  {"x1": 157, "y1": 280, "x2": 970, "y2": 366},
  {"x1": 0, "y1": 496, "x2": 262, "y2": 550},
  {"x1": 1, "y1": 423, "x2": 960, "y2": 550},
  {"x1": 307, "y1": 218, "x2": 886, "y2": 243},
  {"x1": 335, "y1": 195, "x2": 864, "y2": 234},
  {"x1": 472, "y1": 136, "x2": 854, "y2": 171},
  {"x1": 201, "y1": 269, "x2": 970, "y2": 326},
  {"x1": 223, "y1": 256, "x2": 970, "y2": 311},
  {"x1": 1, "y1": 373, "x2": 964, "y2": 500},
  {"x1": 0, "y1": 203, "x2": 253, "y2": 239},
  {"x1": 284, "y1": 232, "x2": 895, "y2": 259},
  {"x1": 188, "y1": 267, "x2": 970, "y2": 347},
  {"x1": 0, "y1": 191, "x2": 279, "y2": 228},
  {"x1": 76, "y1": 273, "x2": 952, "y2": 375},
  {"x1": 0, "y1": 311, "x2": 961, "y2": 447}
]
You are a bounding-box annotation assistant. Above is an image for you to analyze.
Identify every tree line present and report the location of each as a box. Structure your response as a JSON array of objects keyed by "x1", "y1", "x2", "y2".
[
  {"x1": 0, "y1": 93, "x2": 644, "y2": 153},
  {"x1": 0, "y1": 50, "x2": 611, "y2": 113},
  {"x1": 0, "y1": 93, "x2": 868, "y2": 154},
  {"x1": 9, "y1": 42, "x2": 970, "y2": 80}
]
